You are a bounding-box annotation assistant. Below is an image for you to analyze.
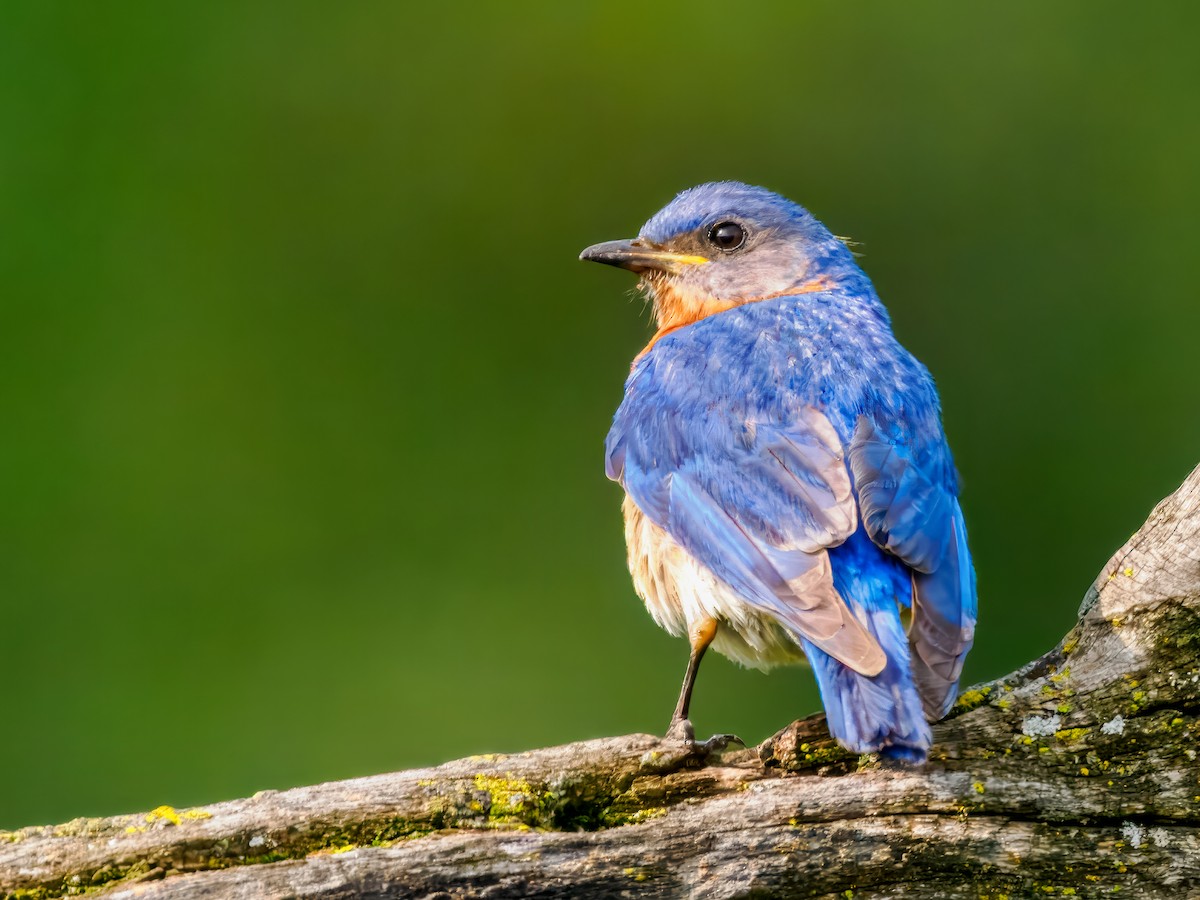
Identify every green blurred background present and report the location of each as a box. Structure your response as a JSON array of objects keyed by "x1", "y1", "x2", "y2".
[{"x1": 2, "y1": 2, "x2": 1198, "y2": 829}]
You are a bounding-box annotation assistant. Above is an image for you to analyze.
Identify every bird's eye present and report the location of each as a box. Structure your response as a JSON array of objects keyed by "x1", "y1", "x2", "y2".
[{"x1": 707, "y1": 221, "x2": 747, "y2": 252}]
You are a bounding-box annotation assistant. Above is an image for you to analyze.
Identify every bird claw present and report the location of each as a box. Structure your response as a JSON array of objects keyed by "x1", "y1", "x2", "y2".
[
  {"x1": 665, "y1": 719, "x2": 744, "y2": 759},
  {"x1": 689, "y1": 733, "x2": 745, "y2": 756}
]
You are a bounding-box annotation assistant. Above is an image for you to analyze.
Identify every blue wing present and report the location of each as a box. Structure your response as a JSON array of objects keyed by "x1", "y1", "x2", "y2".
[
  {"x1": 849, "y1": 416, "x2": 977, "y2": 718},
  {"x1": 608, "y1": 399, "x2": 887, "y2": 677}
]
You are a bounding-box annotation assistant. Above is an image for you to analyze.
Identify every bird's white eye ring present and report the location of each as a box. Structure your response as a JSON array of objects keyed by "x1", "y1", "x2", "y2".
[{"x1": 707, "y1": 221, "x2": 747, "y2": 252}]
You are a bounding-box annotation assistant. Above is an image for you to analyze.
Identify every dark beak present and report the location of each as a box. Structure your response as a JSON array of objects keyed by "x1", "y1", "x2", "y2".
[{"x1": 579, "y1": 239, "x2": 709, "y2": 275}]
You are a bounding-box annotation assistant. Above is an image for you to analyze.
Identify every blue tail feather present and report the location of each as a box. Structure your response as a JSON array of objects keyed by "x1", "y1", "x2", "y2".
[{"x1": 804, "y1": 533, "x2": 931, "y2": 762}]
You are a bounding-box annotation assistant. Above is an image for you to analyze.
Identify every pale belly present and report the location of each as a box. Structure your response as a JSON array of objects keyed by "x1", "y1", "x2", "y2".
[{"x1": 622, "y1": 495, "x2": 808, "y2": 670}]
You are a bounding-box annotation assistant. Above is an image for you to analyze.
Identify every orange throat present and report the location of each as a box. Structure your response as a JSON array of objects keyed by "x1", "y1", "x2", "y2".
[{"x1": 641, "y1": 278, "x2": 736, "y2": 353}]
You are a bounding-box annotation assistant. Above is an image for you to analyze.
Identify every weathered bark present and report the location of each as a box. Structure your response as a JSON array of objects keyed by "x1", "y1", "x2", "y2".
[{"x1": 4, "y1": 464, "x2": 1200, "y2": 899}]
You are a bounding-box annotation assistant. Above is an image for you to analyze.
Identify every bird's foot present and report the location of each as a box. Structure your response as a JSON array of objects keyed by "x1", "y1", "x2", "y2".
[
  {"x1": 665, "y1": 718, "x2": 744, "y2": 758},
  {"x1": 665, "y1": 717, "x2": 696, "y2": 743}
]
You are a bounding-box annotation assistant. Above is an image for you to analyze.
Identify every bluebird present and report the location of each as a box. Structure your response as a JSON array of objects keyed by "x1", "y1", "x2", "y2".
[{"x1": 580, "y1": 182, "x2": 976, "y2": 763}]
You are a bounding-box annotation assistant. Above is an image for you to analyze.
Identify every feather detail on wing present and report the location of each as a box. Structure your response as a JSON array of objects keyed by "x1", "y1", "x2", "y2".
[
  {"x1": 609, "y1": 404, "x2": 886, "y2": 677},
  {"x1": 849, "y1": 416, "x2": 977, "y2": 719}
]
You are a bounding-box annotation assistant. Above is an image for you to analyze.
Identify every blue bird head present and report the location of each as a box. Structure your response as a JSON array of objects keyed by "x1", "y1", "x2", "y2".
[{"x1": 581, "y1": 182, "x2": 862, "y2": 331}]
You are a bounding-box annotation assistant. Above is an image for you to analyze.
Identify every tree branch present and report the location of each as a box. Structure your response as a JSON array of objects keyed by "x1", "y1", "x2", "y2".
[{"x1": 5, "y1": 464, "x2": 1200, "y2": 899}]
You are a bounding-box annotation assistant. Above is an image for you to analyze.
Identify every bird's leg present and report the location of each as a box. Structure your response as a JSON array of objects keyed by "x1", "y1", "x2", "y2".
[
  {"x1": 663, "y1": 618, "x2": 744, "y2": 756},
  {"x1": 665, "y1": 617, "x2": 722, "y2": 743}
]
